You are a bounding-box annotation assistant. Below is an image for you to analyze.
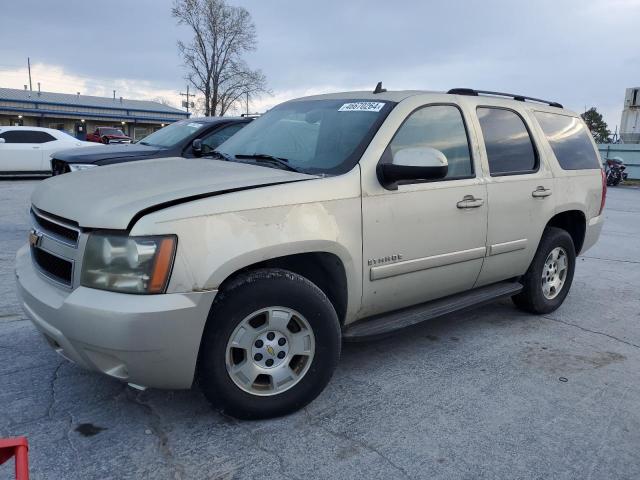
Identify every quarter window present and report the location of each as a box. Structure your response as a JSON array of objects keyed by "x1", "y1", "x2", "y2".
[
  {"x1": 534, "y1": 112, "x2": 600, "y2": 170},
  {"x1": 388, "y1": 105, "x2": 473, "y2": 179},
  {"x1": 477, "y1": 108, "x2": 537, "y2": 175},
  {"x1": 0, "y1": 130, "x2": 56, "y2": 144}
]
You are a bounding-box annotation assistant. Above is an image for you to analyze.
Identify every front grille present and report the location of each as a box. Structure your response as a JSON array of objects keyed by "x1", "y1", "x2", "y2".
[
  {"x1": 32, "y1": 247, "x2": 73, "y2": 286},
  {"x1": 31, "y1": 208, "x2": 79, "y2": 245}
]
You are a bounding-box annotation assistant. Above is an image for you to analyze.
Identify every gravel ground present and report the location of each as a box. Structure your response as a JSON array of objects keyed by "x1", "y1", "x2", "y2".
[{"x1": 1, "y1": 180, "x2": 639, "y2": 480}]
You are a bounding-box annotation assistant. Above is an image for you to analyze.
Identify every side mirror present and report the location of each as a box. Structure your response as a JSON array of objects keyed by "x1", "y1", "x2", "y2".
[
  {"x1": 192, "y1": 138, "x2": 203, "y2": 157},
  {"x1": 378, "y1": 147, "x2": 448, "y2": 190}
]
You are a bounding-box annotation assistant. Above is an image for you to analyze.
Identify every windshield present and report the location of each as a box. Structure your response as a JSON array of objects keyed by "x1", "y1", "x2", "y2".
[
  {"x1": 138, "y1": 121, "x2": 205, "y2": 147},
  {"x1": 216, "y1": 99, "x2": 395, "y2": 175},
  {"x1": 100, "y1": 128, "x2": 126, "y2": 136}
]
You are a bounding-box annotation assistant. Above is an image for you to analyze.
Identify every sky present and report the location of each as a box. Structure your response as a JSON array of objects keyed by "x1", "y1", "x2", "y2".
[{"x1": 1, "y1": 0, "x2": 639, "y2": 129}]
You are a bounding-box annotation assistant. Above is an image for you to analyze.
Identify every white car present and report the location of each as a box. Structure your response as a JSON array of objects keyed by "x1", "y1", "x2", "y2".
[{"x1": 0, "y1": 126, "x2": 92, "y2": 176}]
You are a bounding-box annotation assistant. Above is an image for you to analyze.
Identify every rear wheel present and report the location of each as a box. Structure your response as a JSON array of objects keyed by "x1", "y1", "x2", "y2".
[
  {"x1": 512, "y1": 227, "x2": 576, "y2": 314},
  {"x1": 198, "y1": 268, "x2": 341, "y2": 419},
  {"x1": 102, "y1": 136, "x2": 109, "y2": 144}
]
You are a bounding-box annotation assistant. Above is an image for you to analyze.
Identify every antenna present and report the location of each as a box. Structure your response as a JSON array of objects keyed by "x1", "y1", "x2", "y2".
[
  {"x1": 27, "y1": 57, "x2": 32, "y2": 92},
  {"x1": 373, "y1": 82, "x2": 386, "y2": 94}
]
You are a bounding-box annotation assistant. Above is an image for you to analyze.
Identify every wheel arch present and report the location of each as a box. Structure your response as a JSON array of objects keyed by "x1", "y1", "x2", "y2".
[
  {"x1": 213, "y1": 247, "x2": 354, "y2": 326},
  {"x1": 545, "y1": 209, "x2": 587, "y2": 254}
]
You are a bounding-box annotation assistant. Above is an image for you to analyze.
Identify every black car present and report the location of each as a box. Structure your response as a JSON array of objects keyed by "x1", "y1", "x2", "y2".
[{"x1": 51, "y1": 117, "x2": 252, "y2": 175}]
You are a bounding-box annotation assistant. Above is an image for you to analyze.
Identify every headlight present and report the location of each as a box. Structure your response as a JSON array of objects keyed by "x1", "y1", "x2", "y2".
[
  {"x1": 69, "y1": 164, "x2": 98, "y2": 172},
  {"x1": 81, "y1": 234, "x2": 177, "y2": 294}
]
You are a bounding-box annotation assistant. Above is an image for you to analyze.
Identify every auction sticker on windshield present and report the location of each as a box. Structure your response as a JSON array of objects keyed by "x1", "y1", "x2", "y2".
[{"x1": 338, "y1": 102, "x2": 385, "y2": 112}]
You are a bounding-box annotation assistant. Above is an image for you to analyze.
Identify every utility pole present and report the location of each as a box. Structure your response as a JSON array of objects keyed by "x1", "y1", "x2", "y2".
[
  {"x1": 180, "y1": 85, "x2": 193, "y2": 114},
  {"x1": 246, "y1": 92, "x2": 249, "y2": 116},
  {"x1": 27, "y1": 57, "x2": 32, "y2": 92}
]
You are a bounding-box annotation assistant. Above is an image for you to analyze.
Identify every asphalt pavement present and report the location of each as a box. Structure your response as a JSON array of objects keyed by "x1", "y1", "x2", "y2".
[{"x1": 1, "y1": 180, "x2": 639, "y2": 480}]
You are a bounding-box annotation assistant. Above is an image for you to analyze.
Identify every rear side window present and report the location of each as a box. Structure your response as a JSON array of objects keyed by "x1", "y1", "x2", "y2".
[
  {"x1": 534, "y1": 112, "x2": 600, "y2": 170},
  {"x1": 0, "y1": 130, "x2": 56, "y2": 144},
  {"x1": 388, "y1": 105, "x2": 473, "y2": 179},
  {"x1": 477, "y1": 108, "x2": 537, "y2": 175}
]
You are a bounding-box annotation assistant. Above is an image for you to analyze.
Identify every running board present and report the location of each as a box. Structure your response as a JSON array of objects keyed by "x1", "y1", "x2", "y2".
[{"x1": 343, "y1": 281, "x2": 523, "y2": 341}]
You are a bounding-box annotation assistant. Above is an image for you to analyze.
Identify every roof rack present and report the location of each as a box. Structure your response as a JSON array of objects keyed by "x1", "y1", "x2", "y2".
[{"x1": 447, "y1": 88, "x2": 563, "y2": 109}]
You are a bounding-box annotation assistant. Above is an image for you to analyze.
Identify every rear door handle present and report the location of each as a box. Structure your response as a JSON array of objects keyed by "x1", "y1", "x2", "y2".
[
  {"x1": 457, "y1": 195, "x2": 484, "y2": 209},
  {"x1": 532, "y1": 186, "x2": 552, "y2": 198}
]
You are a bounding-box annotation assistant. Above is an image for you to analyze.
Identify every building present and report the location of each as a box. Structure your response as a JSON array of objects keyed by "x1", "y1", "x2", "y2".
[
  {"x1": 0, "y1": 87, "x2": 189, "y2": 141},
  {"x1": 620, "y1": 87, "x2": 640, "y2": 144}
]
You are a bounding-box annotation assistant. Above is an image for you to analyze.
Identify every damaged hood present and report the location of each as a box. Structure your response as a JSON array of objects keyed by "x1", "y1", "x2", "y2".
[{"x1": 32, "y1": 157, "x2": 315, "y2": 229}]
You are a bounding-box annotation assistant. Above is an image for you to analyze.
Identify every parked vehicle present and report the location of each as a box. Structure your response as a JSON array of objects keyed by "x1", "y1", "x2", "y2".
[
  {"x1": 51, "y1": 117, "x2": 251, "y2": 174},
  {"x1": 16, "y1": 87, "x2": 605, "y2": 419},
  {"x1": 604, "y1": 157, "x2": 628, "y2": 186},
  {"x1": 0, "y1": 126, "x2": 92, "y2": 176},
  {"x1": 86, "y1": 127, "x2": 132, "y2": 144}
]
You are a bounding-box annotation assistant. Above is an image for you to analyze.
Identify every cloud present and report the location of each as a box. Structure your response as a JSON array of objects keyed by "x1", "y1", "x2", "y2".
[{"x1": 2, "y1": 0, "x2": 639, "y2": 128}]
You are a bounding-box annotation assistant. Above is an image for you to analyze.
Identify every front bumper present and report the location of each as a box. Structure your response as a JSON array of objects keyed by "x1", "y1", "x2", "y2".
[{"x1": 15, "y1": 245, "x2": 217, "y2": 389}]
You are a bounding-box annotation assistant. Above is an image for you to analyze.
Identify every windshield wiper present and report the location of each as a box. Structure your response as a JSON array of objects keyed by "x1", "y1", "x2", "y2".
[
  {"x1": 235, "y1": 153, "x2": 301, "y2": 172},
  {"x1": 211, "y1": 150, "x2": 233, "y2": 161}
]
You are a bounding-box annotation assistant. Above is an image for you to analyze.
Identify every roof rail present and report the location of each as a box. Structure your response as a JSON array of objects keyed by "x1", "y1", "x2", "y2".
[{"x1": 447, "y1": 88, "x2": 563, "y2": 109}]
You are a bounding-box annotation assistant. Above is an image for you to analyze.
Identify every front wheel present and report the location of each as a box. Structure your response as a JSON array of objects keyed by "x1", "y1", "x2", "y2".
[
  {"x1": 512, "y1": 227, "x2": 576, "y2": 314},
  {"x1": 102, "y1": 136, "x2": 110, "y2": 144},
  {"x1": 198, "y1": 268, "x2": 341, "y2": 419}
]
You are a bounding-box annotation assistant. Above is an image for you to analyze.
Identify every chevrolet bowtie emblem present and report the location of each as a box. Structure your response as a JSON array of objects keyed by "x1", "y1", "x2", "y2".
[
  {"x1": 29, "y1": 230, "x2": 42, "y2": 248},
  {"x1": 266, "y1": 345, "x2": 275, "y2": 356}
]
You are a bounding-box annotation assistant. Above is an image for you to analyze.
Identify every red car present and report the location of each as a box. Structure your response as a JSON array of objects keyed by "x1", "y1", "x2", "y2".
[{"x1": 86, "y1": 127, "x2": 132, "y2": 144}]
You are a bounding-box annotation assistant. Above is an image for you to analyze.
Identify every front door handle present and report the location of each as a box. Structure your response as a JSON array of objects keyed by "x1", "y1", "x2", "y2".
[
  {"x1": 532, "y1": 186, "x2": 552, "y2": 198},
  {"x1": 457, "y1": 195, "x2": 484, "y2": 209}
]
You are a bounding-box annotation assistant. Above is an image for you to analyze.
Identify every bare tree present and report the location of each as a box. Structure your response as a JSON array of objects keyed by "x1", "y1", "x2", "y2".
[
  {"x1": 151, "y1": 96, "x2": 176, "y2": 107},
  {"x1": 172, "y1": 0, "x2": 268, "y2": 116}
]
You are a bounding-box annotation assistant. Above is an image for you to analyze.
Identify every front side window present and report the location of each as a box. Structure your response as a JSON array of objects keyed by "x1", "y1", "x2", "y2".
[
  {"x1": 201, "y1": 123, "x2": 246, "y2": 154},
  {"x1": 477, "y1": 107, "x2": 537, "y2": 175},
  {"x1": 534, "y1": 112, "x2": 600, "y2": 170},
  {"x1": 387, "y1": 105, "x2": 473, "y2": 179},
  {"x1": 216, "y1": 99, "x2": 395, "y2": 175}
]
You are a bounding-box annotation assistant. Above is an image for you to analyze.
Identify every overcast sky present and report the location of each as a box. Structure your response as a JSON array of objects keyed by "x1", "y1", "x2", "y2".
[{"x1": 1, "y1": 0, "x2": 638, "y2": 128}]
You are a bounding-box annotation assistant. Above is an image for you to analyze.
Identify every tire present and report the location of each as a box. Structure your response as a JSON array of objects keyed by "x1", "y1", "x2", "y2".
[
  {"x1": 512, "y1": 227, "x2": 576, "y2": 314},
  {"x1": 198, "y1": 268, "x2": 341, "y2": 419},
  {"x1": 102, "y1": 136, "x2": 109, "y2": 144}
]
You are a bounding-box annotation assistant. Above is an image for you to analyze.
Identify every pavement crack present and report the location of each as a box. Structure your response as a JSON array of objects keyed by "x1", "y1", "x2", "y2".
[
  {"x1": 542, "y1": 315, "x2": 640, "y2": 350},
  {"x1": 124, "y1": 390, "x2": 185, "y2": 480},
  {"x1": 46, "y1": 361, "x2": 64, "y2": 420},
  {"x1": 581, "y1": 256, "x2": 640, "y2": 265},
  {"x1": 302, "y1": 408, "x2": 412, "y2": 479},
  {"x1": 224, "y1": 414, "x2": 302, "y2": 480},
  {"x1": 45, "y1": 361, "x2": 80, "y2": 461}
]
